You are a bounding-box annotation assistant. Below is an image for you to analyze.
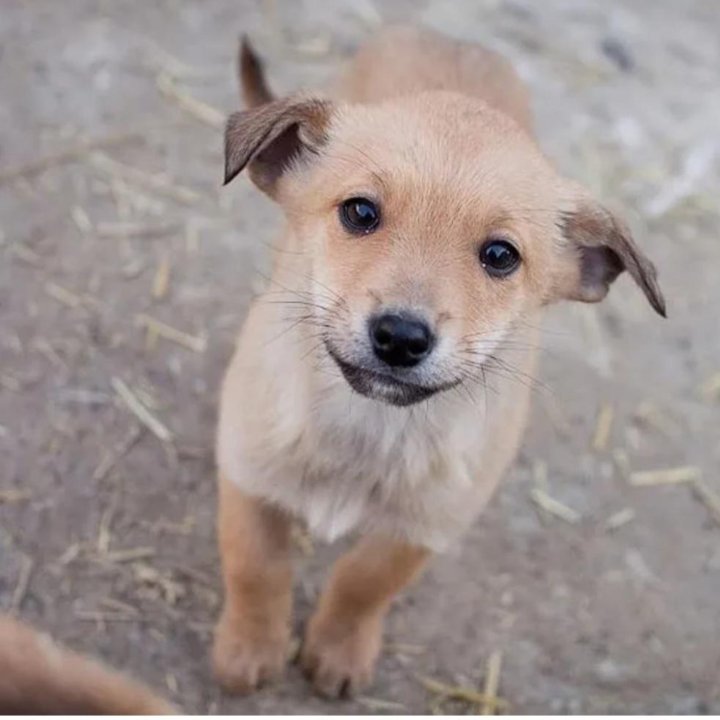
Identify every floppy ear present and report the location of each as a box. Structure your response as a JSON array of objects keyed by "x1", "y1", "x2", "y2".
[
  {"x1": 224, "y1": 94, "x2": 333, "y2": 196},
  {"x1": 557, "y1": 202, "x2": 666, "y2": 317}
]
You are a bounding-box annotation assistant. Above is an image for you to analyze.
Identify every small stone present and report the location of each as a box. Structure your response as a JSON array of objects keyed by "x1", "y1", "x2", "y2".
[
  {"x1": 594, "y1": 658, "x2": 628, "y2": 684},
  {"x1": 601, "y1": 37, "x2": 635, "y2": 72}
]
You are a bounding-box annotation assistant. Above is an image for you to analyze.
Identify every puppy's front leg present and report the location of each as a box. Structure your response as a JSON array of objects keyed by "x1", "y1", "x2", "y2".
[
  {"x1": 213, "y1": 474, "x2": 293, "y2": 694},
  {"x1": 301, "y1": 535, "x2": 429, "y2": 697}
]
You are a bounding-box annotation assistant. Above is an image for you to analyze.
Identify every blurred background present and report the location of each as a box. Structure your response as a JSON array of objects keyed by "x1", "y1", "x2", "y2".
[{"x1": 1, "y1": 0, "x2": 719, "y2": 713}]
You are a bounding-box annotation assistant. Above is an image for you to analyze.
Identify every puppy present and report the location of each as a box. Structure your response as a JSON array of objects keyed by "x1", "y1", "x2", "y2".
[
  {"x1": 0, "y1": 614, "x2": 174, "y2": 714},
  {"x1": 214, "y1": 26, "x2": 665, "y2": 698}
]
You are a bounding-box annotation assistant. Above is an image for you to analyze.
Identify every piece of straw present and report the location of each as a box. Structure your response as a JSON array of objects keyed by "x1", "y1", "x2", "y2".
[
  {"x1": 152, "y1": 255, "x2": 171, "y2": 300},
  {"x1": 156, "y1": 71, "x2": 224, "y2": 129},
  {"x1": 92, "y1": 425, "x2": 143, "y2": 482},
  {"x1": 530, "y1": 488, "x2": 582, "y2": 524},
  {"x1": 136, "y1": 314, "x2": 206, "y2": 353},
  {"x1": 0, "y1": 490, "x2": 32, "y2": 504},
  {"x1": 629, "y1": 466, "x2": 701, "y2": 487},
  {"x1": 481, "y1": 651, "x2": 503, "y2": 715},
  {"x1": 605, "y1": 507, "x2": 636, "y2": 531},
  {"x1": 89, "y1": 152, "x2": 203, "y2": 206},
  {"x1": 111, "y1": 377, "x2": 173, "y2": 442},
  {"x1": 0, "y1": 132, "x2": 140, "y2": 184},
  {"x1": 44, "y1": 282, "x2": 83, "y2": 309},
  {"x1": 101, "y1": 547, "x2": 156, "y2": 563},
  {"x1": 592, "y1": 403, "x2": 614, "y2": 452},
  {"x1": 418, "y1": 676, "x2": 508, "y2": 713},
  {"x1": 11, "y1": 557, "x2": 34, "y2": 612},
  {"x1": 692, "y1": 480, "x2": 720, "y2": 525}
]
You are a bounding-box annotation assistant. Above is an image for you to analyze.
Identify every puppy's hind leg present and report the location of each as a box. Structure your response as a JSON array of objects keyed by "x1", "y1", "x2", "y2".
[
  {"x1": 301, "y1": 534, "x2": 429, "y2": 698},
  {"x1": 213, "y1": 474, "x2": 293, "y2": 694}
]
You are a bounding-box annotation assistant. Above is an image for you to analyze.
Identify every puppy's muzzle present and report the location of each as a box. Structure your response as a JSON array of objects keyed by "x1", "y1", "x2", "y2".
[{"x1": 324, "y1": 310, "x2": 453, "y2": 406}]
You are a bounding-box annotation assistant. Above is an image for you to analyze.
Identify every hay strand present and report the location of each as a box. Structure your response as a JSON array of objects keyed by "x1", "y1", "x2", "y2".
[
  {"x1": 592, "y1": 403, "x2": 614, "y2": 452},
  {"x1": 111, "y1": 377, "x2": 173, "y2": 442},
  {"x1": 605, "y1": 507, "x2": 636, "y2": 531},
  {"x1": 0, "y1": 132, "x2": 140, "y2": 184},
  {"x1": 629, "y1": 466, "x2": 701, "y2": 486},
  {"x1": 481, "y1": 650, "x2": 504, "y2": 715},
  {"x1": 692, "y1": 480, "x2": 720, "y2": 525},
  {"x1": 156, "y1": 71, "x2": 224, "y2": 129},
  {"x1": 152, "y1": 255, "x2": 171, "y2": 300},
  {"x1": 0, "y1": 489, "x2": 32, "y2": 504},
  {"x1": 136, "y1": 314, "x2": 206, "y2": 353},
  {"x1": 11, "y1": 557, "x2": 34, "y2": 612},
  {"x1": 418, "y1": 676, "x2": 508, "y2": 713},
  {"x1": 530, "y1": 488, "x2": 582, "y2": 524},
  {"x1": 89, "y1": 152, "x2": 203, "y2": 206}
]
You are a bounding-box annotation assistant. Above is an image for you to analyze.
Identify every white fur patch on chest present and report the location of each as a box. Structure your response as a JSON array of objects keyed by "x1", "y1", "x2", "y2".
[
  {"x1": 222, "y1": 373, "x2": 489, "y2": 549},
  {"x1": 298, "y1": 479, "x2": 371, "y2": 542}
]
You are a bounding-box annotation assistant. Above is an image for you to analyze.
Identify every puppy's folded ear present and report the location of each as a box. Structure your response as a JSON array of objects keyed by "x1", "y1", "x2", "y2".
[
  {"x1": 556, "y1": 201, "x2": 666, "y2": 317},
  {"x1": 224, "y1": 94, "x2": 333, "y2": 196}
]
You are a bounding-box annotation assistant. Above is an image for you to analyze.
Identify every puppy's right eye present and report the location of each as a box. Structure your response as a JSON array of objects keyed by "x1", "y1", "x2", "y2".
[
  {"x1": 339, "y1": 197, "x2": 380, "y2": 234},
  {"x1": 479, "y1": 237, "x2": 521, "y2": 278}
]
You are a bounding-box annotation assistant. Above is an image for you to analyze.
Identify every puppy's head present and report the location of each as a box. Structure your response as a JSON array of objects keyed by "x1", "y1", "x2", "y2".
[{"x1": 225, "y1": 91, "x2": 665, "y2": 407}]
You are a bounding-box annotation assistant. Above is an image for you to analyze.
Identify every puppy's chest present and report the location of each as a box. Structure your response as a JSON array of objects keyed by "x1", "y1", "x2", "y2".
[
  {"x1": 266, "y1": 397, "x2": 484, "y2": 542},
  {"x1": 308, "y1": 404, "x2": 449, "y2": 484}
]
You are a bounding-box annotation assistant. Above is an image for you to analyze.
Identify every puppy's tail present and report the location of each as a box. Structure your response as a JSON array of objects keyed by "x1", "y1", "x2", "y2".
[
  {"x1": 0, "y1": 613, "x2": 176, "y2": 714},
  {"x1": 239, "y1": 35, "x2": 274, "y2": 108}
]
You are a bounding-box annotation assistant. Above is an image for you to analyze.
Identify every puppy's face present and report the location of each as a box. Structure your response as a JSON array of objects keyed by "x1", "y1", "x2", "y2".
[{"x1": 226, "y1": 93, "x2": 665, "y2": 406}]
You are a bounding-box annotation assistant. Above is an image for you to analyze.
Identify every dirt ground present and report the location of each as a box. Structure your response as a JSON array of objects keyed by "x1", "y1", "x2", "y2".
[{"x1": 1, "y1": 0, "x2": 719, "y2": 714}]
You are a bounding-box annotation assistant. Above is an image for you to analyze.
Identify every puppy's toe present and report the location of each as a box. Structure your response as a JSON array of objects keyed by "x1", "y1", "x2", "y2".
[
  {"x1": 309, "y1": 660, "x2": 372, "y2": 699},
  {"x1": 300, "y1": 616, "x2": 380, "y2": 699},
  {"x1": 213, "y1": 636, "x2": 287, "y2": 694},
  {"x1": 212, "y1": 614, "x2": 288, "y2": 695}
]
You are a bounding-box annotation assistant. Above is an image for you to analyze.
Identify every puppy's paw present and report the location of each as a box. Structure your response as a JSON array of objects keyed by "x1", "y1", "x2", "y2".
[
  {"x1": 300, "y1": 614, "x2": 382, "y2": 698},
  {"x1": 212, "y1": 610, "x2": 289, "y2": 695}
]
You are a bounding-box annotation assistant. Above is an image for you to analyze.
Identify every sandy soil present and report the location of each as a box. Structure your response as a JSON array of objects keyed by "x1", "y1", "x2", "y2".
[{"x1": 1, "y1": 0, "x2": 719, "y2": 713}]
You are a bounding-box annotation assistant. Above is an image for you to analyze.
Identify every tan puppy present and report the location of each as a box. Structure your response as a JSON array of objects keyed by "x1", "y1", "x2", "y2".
[
  {"x1": 214, "y1": 27, "x2": 665, "y2": 698},
  {"x1": 0, "y1": 614, "x2": 174, "y2": 714}
]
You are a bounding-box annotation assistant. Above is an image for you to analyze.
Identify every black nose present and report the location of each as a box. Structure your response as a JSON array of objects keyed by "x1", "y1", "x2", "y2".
[{"x1": 369, "y1": 313, "x2": 434, "y2": 368}]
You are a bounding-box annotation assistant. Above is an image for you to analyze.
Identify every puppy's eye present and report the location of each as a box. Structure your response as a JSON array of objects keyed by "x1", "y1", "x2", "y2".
[
  {"x1": 479, "y1": 238, "x2": 521, "y2": 277},
  {"x1": 339, "y1": 197, "x2": 380, "y2": 234}
]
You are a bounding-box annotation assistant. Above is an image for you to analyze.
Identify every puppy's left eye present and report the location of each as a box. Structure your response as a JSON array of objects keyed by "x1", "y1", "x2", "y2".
[
  {"x1": 339, "y1": 197, "x2": 380, "y2": 234},
  {"x1": 479, "y1": 238, "x2": 521, "y2": 277}
]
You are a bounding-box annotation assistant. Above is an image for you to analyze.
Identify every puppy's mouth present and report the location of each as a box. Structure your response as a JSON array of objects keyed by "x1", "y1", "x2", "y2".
[{"x1": 326, "y1": 345, "x2": 458, "y2": 407}]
